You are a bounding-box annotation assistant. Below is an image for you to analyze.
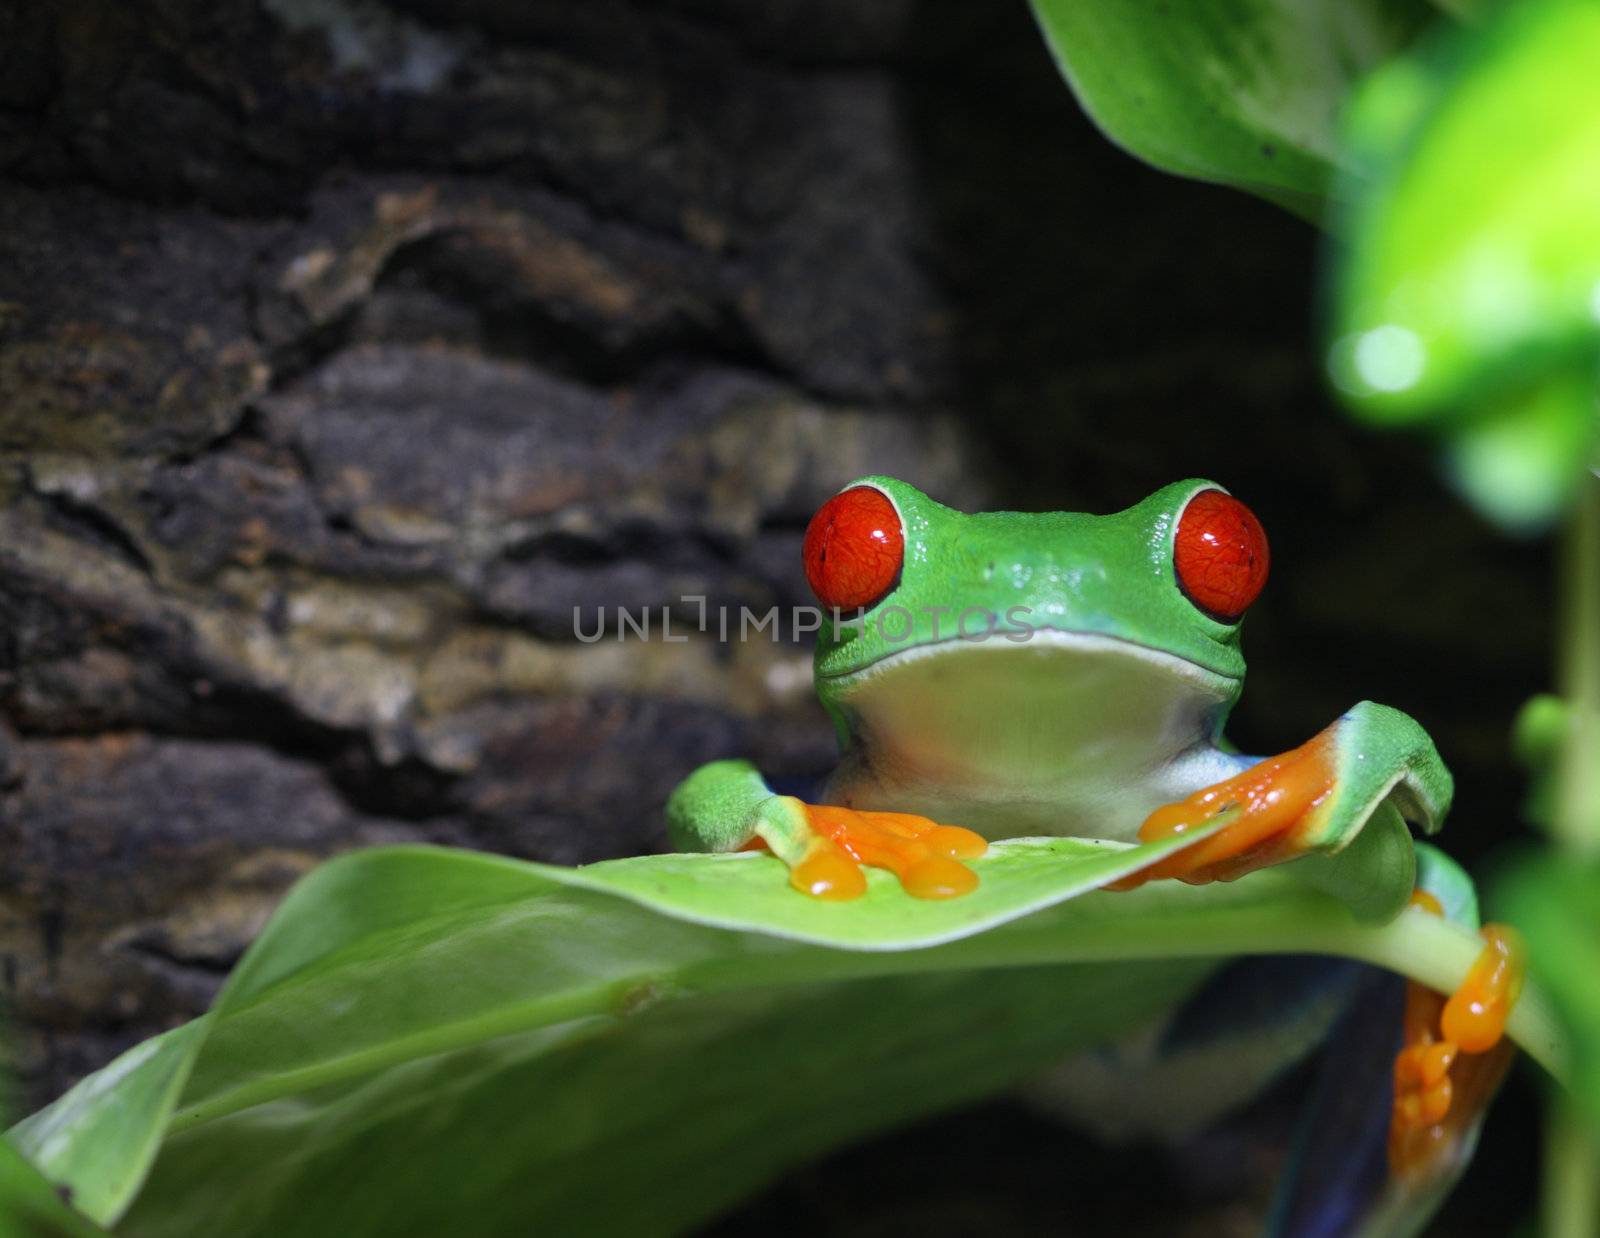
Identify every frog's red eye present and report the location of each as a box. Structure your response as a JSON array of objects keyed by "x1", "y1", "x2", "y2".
[
  {"x1": 1174, "y1": 489, "x2": 1269, "y2": 623},
  {"x1": 803, "y1": 486, "x2": 904, "y2": 612}
]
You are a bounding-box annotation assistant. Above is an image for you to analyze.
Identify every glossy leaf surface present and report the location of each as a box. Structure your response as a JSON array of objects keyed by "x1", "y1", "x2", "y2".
[{"x1": 1029, "y1": 0, "x2": 1434, "y2": 220}]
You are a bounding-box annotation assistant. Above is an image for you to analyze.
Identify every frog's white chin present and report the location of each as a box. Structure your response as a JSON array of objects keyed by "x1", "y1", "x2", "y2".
[{"x1": 820, "y1": 629, "x2": 1246, "y2": 842}]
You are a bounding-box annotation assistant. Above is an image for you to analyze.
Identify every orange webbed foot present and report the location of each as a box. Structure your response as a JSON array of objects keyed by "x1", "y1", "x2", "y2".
[
  {"x1": 786, "y1": 804, "x2": 987, "y2": 901},
  {"x1": 1112, "y1": 731, "x2": 1338, "y2": 890},
  {"x1": 1389, "y1": 891, "x2": 1525, "y2": 1180}
]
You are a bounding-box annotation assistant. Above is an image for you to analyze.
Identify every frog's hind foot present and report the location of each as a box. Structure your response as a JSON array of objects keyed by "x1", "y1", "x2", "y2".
[
  {"x1": 1389, "y1": 892, "x2": 1524, "y2": 1179},
  {"x1": 752, "y1": 798, "x2": 988, "y2": 901}
]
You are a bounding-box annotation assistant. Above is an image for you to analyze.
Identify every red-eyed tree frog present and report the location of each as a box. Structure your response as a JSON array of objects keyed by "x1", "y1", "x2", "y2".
[
  {"x1": 668, "y1": 477, "x2": 1452, "y2": 900},
  {"x1": 667, "y1": 477, "x2": 1523, "y2": 1201}
]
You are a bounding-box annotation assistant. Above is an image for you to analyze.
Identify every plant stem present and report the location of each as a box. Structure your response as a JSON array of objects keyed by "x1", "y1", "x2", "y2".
[
  {"x1": 1545, "y1": 1100, "x2": 1600, "y2": 1238},
  {"x1": 1555, "y1": 470, "x2": 1600, "y2": 853},
  {"x1": 1542, "y1": 468, "x2": 1600, "y2": 1237},
  {"x1": 1425, "y1": 0, "x2": 1487, "y2": 22}
]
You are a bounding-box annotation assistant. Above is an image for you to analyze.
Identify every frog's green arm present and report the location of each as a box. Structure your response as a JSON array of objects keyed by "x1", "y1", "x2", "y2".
[
  {"x1": 1283, "y1": 700, "x2": 1453, "y2": 910},
  {"x1": 1124, "y1": 702, "x2": 1452, "y2": 920},
  {"x1": 1312, "y1": 700, "x2": 1453, "y2": 846},
  {"x1": 666, "y1": 760, "x2": 988, "y2": 901},
  {"x1": 666, "y1": 760, "x2": 802, "y2": 858}
]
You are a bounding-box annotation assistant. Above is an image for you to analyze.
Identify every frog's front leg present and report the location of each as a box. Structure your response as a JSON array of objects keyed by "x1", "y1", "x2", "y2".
[
  {"x1": 1118, "y1": 701, "x2": 1452, "y2": 888},
  {"x1": 666, "y1": 759, "x2": 988, "y2": 901}
]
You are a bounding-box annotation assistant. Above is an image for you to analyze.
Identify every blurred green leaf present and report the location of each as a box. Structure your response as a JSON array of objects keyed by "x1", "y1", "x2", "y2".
[
  {"x1": 1513, "y1": 693, "x2": 1567, "y2": 832},
  {"x1": 1028, "y1": 0, "x2": 1436, "y2": 220},
  {"x1": 0, "y1": 1138, "x2": 109, "y2": 1237},
  {"x1": 5, "y1": 1023, "x2": 206, "y2": 1227},
  {"x1": 1329, "y1": 0, "x2": 1600, "y2": 530},
  {"x1": 9, "y1": 835, "x2": 1555, "y2": 1237},
  {"x1": 1497, "y1": 853, "x2": 1600, "y2": 1130}
]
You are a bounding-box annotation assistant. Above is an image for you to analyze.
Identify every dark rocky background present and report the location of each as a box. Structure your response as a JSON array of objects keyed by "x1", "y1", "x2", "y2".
[{"x1": 0, "y1": 0, "x2": 1550, "y2": 1232}]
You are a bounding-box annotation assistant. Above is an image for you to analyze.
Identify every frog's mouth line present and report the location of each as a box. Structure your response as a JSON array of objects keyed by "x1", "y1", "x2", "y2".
[{"x1": 818, "y1": 626, "x2": 1241, "y2": 697}]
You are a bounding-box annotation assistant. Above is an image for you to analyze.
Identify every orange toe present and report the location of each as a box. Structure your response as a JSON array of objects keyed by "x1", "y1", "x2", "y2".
[
  {"x1": 923, "y1": 824, "x2": 989, "y2": 860},
  {"x1": 1441, "y1": 924, "x2": 1524, "y2": 1053},
  {"x1": 1116, "y1": 731, "x2": 1337, "y2": 890},
  {"x1": 1388, "y1": 894, "x2": 1524, "y2": 1180},
  {"x1": 792, "y1": 804, "x2": 987, "y2": 900},
  {"x1": 902, "y1": 855, "x2": 980, "y2": 899},
  {"x1": 790, "y1": 840, "x2": 868, "y2": 900}
]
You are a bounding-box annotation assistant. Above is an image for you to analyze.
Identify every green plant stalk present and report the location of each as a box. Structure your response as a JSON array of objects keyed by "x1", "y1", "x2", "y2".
[
  {"x1": 1555, "y1": 470, "x2": 1600, "y2": 853},
  {"x1": 1545, "y1": 467, "x2": 1600, "y2": 1238},
  {"x1": 1426, "y1": 0, "x2": 1489, "y2": 22},
  {"x1": 162, "y1": 891, "x2": 1568, "y2": 1140},
  {"x1": 1545, "y1": 1100, "x2": 1600, "y2": 1238}
]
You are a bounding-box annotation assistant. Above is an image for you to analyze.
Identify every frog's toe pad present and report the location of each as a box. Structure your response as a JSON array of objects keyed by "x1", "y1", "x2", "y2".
[
  {"x1": 1441, "y1": 925, "x2": 1524, "y2": 1052},
  {"x1": 901, "y1": 855, "x2": 979, "y2": 899},
  {"x1": 1388, "y1": 918, "x2": 1525, "y2": 1180},
  {"x1": 793, "y1": 804, "x2": 986, "y2": 900},
  {"x1": 789, "y1": 840, "x2": 868, "y2": 901}
]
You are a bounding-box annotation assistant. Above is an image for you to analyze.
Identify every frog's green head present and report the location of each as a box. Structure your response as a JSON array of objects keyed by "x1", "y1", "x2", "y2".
[{"x1": 803, "y1": 476, "x2": 1269, "y2": 755}]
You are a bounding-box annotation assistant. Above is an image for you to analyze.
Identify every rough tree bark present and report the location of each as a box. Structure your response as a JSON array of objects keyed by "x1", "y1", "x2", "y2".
[{"x1": 0, "y1": 1, "x2": 1548, "y2": 1232}]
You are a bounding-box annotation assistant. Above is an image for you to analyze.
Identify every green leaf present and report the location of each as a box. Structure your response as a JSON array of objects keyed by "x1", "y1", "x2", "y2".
[
  {"x1": 1513, "y1": 694, "x2": 1567, "y2": 833},
  {"x1": 547, "y1": 826, "x2": 1234, "y2": 949},
  {"x1": 11, "y1": 834, "x2": 1565, "y2": 1236},
  {"x1": 1028, "y1": 0, "x2": 1436, "y2": 221},
  {"x1": 0, "y1": 1137, "x2": 109, "y2": 1237},
  {"x1": 1328, "y1": 0, "x2": 1600, "y2": 530},
  {"x1": 6, "y1": 1022, "x2": 207, "y2": 1227},
  {"x1": 8, "y1": 824, "x2": 1225, "y2": 1227},
  {"x1": 123, "y1": 959, "x2": 1218, "y2": 1237}
]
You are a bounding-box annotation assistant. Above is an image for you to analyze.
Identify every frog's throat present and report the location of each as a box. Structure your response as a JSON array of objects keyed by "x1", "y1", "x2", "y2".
[
  {"x1": 818, "y1": 626, "x2": 1241, "y2": 697},
  {"x1": 817, "y1": 628, "x2": 1243, "y2": 841}
]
